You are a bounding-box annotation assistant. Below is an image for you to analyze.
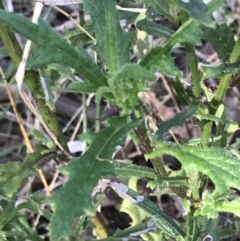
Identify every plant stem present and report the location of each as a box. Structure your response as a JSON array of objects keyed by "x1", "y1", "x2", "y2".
[
  {"x1": 230, "y1": 36, "x2": 240, "y2": 63},
  {"x1": 0, "y1": 1, "x2": 69, "y2": 154},
  {"x1": 134, "y1": 126, "x2": 186, "y2": 199},
  {"x1": 210, "y1": 74, "x2": 232, "y2": 114},
  {"x1": 180, "y1": 11, "x2": 202, "y2": 98}
]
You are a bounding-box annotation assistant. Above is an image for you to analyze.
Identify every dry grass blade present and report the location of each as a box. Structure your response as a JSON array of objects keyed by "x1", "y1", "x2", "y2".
[{"x1": 0, "y1": 67, "x2": 51, "y2": 195}]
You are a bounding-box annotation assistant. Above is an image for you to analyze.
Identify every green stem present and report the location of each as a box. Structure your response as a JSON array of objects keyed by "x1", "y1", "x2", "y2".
[
  {"x1": 134, "y1": 127, "x2": 186, "y2": 199},
  {"x1": 82, "y1": 93, "x2": 87, "y2": 152},
  {"x1": 0, "y1": 1, "x2": 69, "y2": 154},
  {"x1": 95, "y1": 96, "x2": 101, "y2": 133},
  {"x1": 230, "y1": 36, "x2": 240, "y2": 63},
  {"x1": 180, "y1": 11, "x2": 202, "y2": 98},
  {"x1": 210, "y1": 74, "x2": 232, "y2": 114},
  {"x1": 79, "y1": 3, "x2": 85, "y2": 25}
]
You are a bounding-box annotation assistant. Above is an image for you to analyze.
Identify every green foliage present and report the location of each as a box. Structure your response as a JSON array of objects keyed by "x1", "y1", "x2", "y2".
[
  {"x1": 1, "y1": 0, "x2": 240, "y2": 240},
  {"x1": 84, "y1": 0, "x2": 135, "y2": 75},
  {"x1": 146, "y1": 143, "x2": 240, "y2": 195},
  {"x1": 0, "y1": 10, "x2": 107, "y2": 86},
  {"x1": 153, "y1": 104, "x2": 199, "y2": 143},
  {"x1": 202, "y1": 24, "x2": 235, "y2": 62},
  {"x1": 140, "y1": 19, "x2": 201, "y2": 77},
  {"x1": 0, "y1": 151, "x2": 51, "y2": 197},
  {"x1": 136, "y1": 19, "x2": 174, "y2": 38},
  {"x1": 47, "y1": 117, "x2": 141, "y2": 240},
  {"x1": 178, "y1": 0, "x2": 213, "y2": 26}
]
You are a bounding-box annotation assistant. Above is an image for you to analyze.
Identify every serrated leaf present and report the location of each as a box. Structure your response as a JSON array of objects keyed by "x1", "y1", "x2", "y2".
[
  {"x1": 0, "y1": 10, "x2": 107, "y2": 86},
  {"x1": 215, "y1": 198, "x2": 240, "y2": 217},
  {"x1": 114, "y1": 162, "x2": 156, "y2": 179},
  {"x1": 202, "y1": 24, "x2": 235, "y2": 62},
  {"x1": 153, "y1": 105, "x2": 199, "y2": 143},
  {"x1": 109, "y1": 64, "x2": 155, "y2": 111},
  {"x1": 136, "y1": 19, "x2": 174, "y2": 38},
  {"x1": 0, "y1": 151, "x2": 48, "y2": 196},
  {"x1": 47, "y1": 64, "x2": 77, "y2": 82},
  {"x1": 140, "y1": 19, "x2": 201, "y2": 77},
  {"x1": 178, "y1": 0, "x2": 213, "y2": 26},
  {"x1": 84, "y1": 0, "x2": 135, "y2": 74},
  {"x1": 146, "y1": 143, "x2": 240, "y2": 195},
  {"x1": 0, "y1": 201, "x2": 15, "y2": 229},
  {"x1": 199, "y1": 63, "x2": 240, "y2": 78},
  {"x1": 47, "y1": 117, "x2": 142, "y2": 240}
]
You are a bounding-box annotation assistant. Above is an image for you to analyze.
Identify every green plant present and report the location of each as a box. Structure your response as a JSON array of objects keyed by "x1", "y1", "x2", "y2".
[{"x1": 1, "y1": 0, "x2": 240, "y2": 240}]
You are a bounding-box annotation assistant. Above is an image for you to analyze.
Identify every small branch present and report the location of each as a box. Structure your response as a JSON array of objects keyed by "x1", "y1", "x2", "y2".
[
  {"x1": 134, "y1": 127, "x2": 186, "y2": 199},
  {"x1": 180, "y1": 11, "x2": 202, "y2": 98}
]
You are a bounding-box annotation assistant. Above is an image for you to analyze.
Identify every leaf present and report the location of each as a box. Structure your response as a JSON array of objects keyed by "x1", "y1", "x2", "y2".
[
  {"x1": 114, "y1": 162, "x2": 156, "y2": 179},
  {"x1": 111, "y1": 184, "x2": 185, "y2": 239},
  {"x1": 66, "y1": 81, "x2": 103, "y2": 93},
  {"x1": 215, "y1": 198, "x2": 240, "y2": 217},
  {"x1": 84, "y1": 0, "x2": 135, "y2": 74},
  {"x1": 109, "y1": 64, "x2": 156, "y2": 111},
  {"x1": 47, "y1": 117, "x2": 141, "y2": 240},
  {"x1": 140, "y1": 19, "x2": 201, "y2": 77},
  {"x1": 199, "y1": 62, "x2": 240, "y2": 78},
  {"x1": 0, "y1": 10, "x2": 107, "y2": 86},
  {"x1": 202, "y1": 24, "x2": 235, "y2": 62},
  {"x1": 146, "y1": 143, "x2": 240, "y2": 195},
  {"x1": 136, "y1": 19, "x2": 174, "y2": 38},
  {"x1": 152, "y1": 104, "x2": 199, "y2": 144},
  {"x1": 0, "y1": 151, "x2": 49, "y2": 197},
  {"x1": 207, "y1": 0, "x2": 224, "y2": 14},
  {"x1": 149, "y1": 0, "x2": 172, "y2": 20},
  {"x1": 178, "y1": 0, "x2": 213, "y2": 26}
]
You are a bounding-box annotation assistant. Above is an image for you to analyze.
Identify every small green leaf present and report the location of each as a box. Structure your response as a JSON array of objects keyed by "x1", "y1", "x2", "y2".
[
  {"x1": 109, "y1": 64, "x2": 155, "y2": 111},
  {"x1": 47, "y1": 117, "x2": 141, "y2": 240},
  {"x1": 207, "y1": 0, "x2": 224, "y2": 14},
  {"x1": 114, "y1": 162, "x2": 156, "y2": 179},
  {"x1": 0, "y1": 10, "x2": 107, "y2": 86},
  {"x1": 146, "y1": 143, "x2": 240, "y2": 195},
  {"x1": 153, "y1": 104, "x2": 199, "y2": 143},
  {"x1": 125, "y1": 187, "x2": 185, "y2": 239},
  {"x1": 178, "y1": 0, "x2": 213, "y2": 26},
  {"x1": 136, "y1": 19, "x2": 174, "y2": 38},
  {"x1": 140, "y1": 19, "x2": 201, "y2": 77},
  {"x1": 199, "y1": 63, "x2": 240, "y2": 78},
  {"x1": 0, "y1": 201, "x2": 15, "y2": 229},
  {"x1": 0, "y1": 151, "x2": 49, "y2": 196},
  {"x1": 202, "y1": 24, "x2": 235, "y2": 62},
  {"x1": 215, "y1": 198, "x2": 240, "y2": 217},
  {"x1": 84, "y1": 0, "x2": 135, "y2": 74},
  {"x1": 149, "y1": 0, "x2": 172, "y2": 20},
  {"x1": 66, "y1": 81, "x2": 103, "y2": 93}
]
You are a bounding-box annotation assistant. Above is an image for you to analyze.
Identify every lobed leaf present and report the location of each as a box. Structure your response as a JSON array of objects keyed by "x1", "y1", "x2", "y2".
[
  {"x1": 146, "y1": 143, "x2": 240, "y2": 195},
  {"x1": 0, "y1": 10, "x2": 107, "y2": 86},
  {"x1": 84, "y1": 0, "x2": 135, "y2": 75},
  {"x1": 153, "y1": 104, "x2": 199, "y2": 144},
  {"x1": 178, "y1": 0, "x2": 213, "y2": 26},
  {"x1": 47, "y1": 117, "x2": 141, "y2": 240},
  {"x1": 140, "y1": 19, "x2": 201, "y2": 77},
  {"x1": 202, "y1": 24, "x2": 235, "y2": 62},
  {"x1": 0, "y1": 151, "x2": 50, "y2": 197}
]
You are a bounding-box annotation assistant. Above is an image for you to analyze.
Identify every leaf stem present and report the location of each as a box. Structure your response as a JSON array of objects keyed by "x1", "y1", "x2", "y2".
[{"x1": 180, "y1": 11, "x2": 202, "y2": 98}]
